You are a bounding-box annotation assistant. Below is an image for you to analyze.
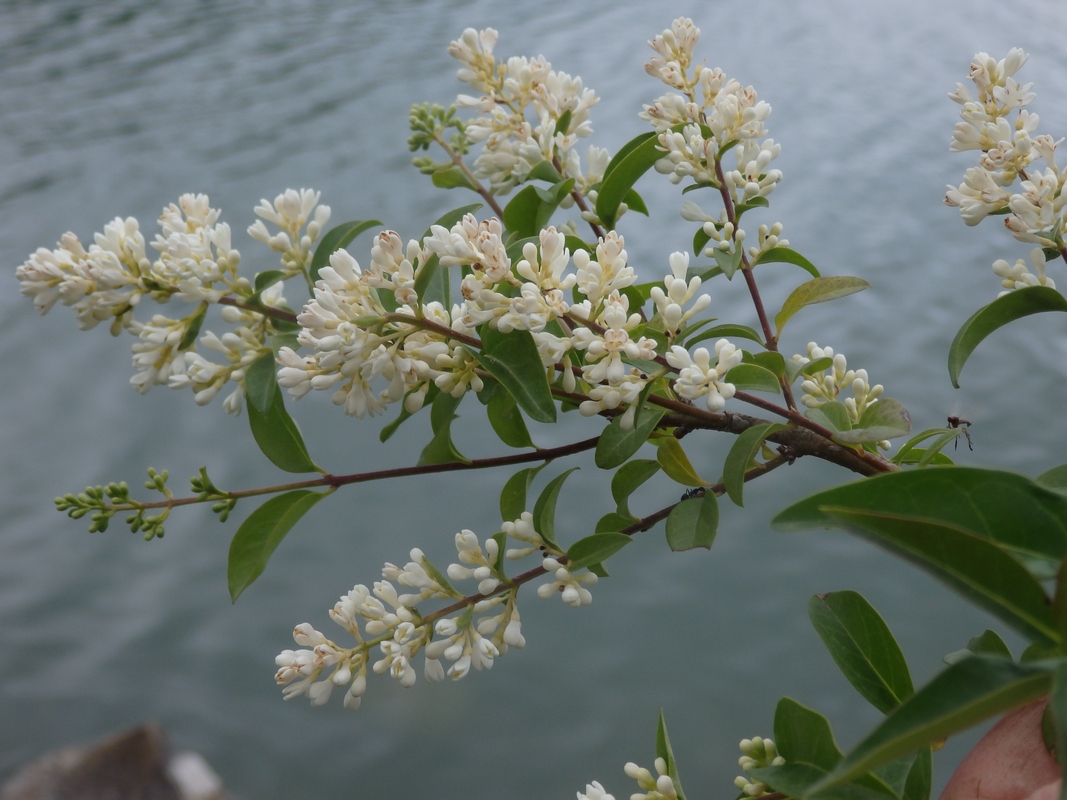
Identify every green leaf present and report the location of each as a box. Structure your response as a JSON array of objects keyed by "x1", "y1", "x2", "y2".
[
  {"x1": 244, "y1": 351, "x2": 278, "y2": 414},
  {"x1": 178, "y1": 301, "x2": 209, "y2": 351},
  {"x1": 412, "y1": 253, "x2": 449, "y2": 308},
  {"x1": 597, "y1": 512, "x2": 636, "y2": 532},
  {"x1": 775, "y1": 696, "x2": 843, "y2": 770},
  {"x1": 775, "y1": 467, "x2": 1067, "y2": 580},
  {"x1": 611, "y1": 459, "x2": 660, "y2": 518},
  {"x1": 252, "y1": 270, "x2": 286, "y2": 298},
  {"x1": 806, "y1": 401, "x2": 853, "y2": 434},
  {"x1": 309, "y1": 219, "x2": 382, "y2": 282},
  {"x1": 228, "y1": 490, "x2": 326, "y2": 601},
  {"x1": 381, "y1": 385, "x2": 437, "y2": 443},
  {"x1": 752, "y1": 246, "x2": 821, "y2": 278},
  {"x1": 685, "y1": 323, "x2": 764, "y2": 348},
  {"x1": 566, "y1": 532, "x2": 631, "y2": 571},
  {"x1": 657, "y1": 437, "x2": 711, "y2": 487},
  {"x1": 526, "y1": 160, "x2": 564, "y2": 183},
  {"x1": 723, "y1": 423, "x2": 785, "y2": 507},
  {"x1": 1038, "y1": 465, "x2": 1067, "y2": 495},
  {"x1": 595, "y1": 131, "x2": 665, "y2": 230},
  {"x1": 734, "y1": 195, "x2": 771, "y2": 218},
  {"x1": 808, "y1": 591, "x2": 914, "y2": 714},
  {"x1": 946, "y1": 630, "x2": 1014, "y2": 665},
  {"x1": 246, "y1": 391, "x2": 319, "y2": 474},
  {"x1": 949, "y1": 286, "x2": 1067, "y2": 388},
  {"x1": 665, "y1": 492, "x2": 718, "y2": 551},
  {"x1": 778, "y1": 501, "x2": 1060, "y2": 645},
  {"x1": 752, "y1": 350, "x2": 786, "y2": 378},
  {"x1": 748, "y1": 764, "x2": 893, "y2": 800},
  {"x1": 499, "y1": 464, "x2": 546, "y2": 522},
  {"x1": 502, "y1": 179, "x2": 574, "y2": 239},
  {"x1": 470, "y1": 329, "x2": 556, "y2": 423},
  {"x1": 713, "y1": 245, "x2": 744, "y2": 279},
  {"x1": 655, "y1": 711, "x2": 688, "y2": 800},
  {"x1": 487, "y1": 388, "x2": 535, "y2": 449},
  {"x1": 891, "y1": 427, "x2": 965, "y2": 467},
  {"x1": 833, "y1": 398, "x2": 912, "y2": 445},
  {"x1": 431, "y1": 164, "x2": 476, "y2": 190},
  {"x1": 622, "y1": 187, "x2": 649, "y2": 217},
  {"x1": 901, "y1": 749, "x2": 932, "y2": 800},
  {"x1": 595, "y1": 406, "x2": 666, "y2": 470},
  {"x1": 812, "y1": 656, "x2": 1054, "y2": 792},
  {"x1": 418, "y1": 391, "x2": 469, "y2": 466},
  {"x1": 692, "y1": 226, "x2": 712, "y2": 260},
  {"x1": 724, "y1": 363, "x2": 782, "y2": 394},
  {"x1": 533, "y1": 467, "x2": 579, "y2": 552},
  {"x1": 775, "y1": 276, "x2": 871, "y2": 335}
]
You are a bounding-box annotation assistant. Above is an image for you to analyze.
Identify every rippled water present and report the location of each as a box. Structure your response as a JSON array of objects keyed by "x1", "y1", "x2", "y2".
[{"x1": 3, "y1": 1, "x2": 1067, "y2": 797}]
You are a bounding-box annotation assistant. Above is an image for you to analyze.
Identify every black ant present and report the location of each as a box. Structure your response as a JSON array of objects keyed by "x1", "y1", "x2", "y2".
[{"x1": 947, "y1": 416, "x2": 973, "y2": 450}]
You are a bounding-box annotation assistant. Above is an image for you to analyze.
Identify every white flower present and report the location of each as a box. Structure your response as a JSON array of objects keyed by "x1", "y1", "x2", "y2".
[
  {"x1": 247, "y1": 188, "x2": 330, "y2": 275},
  {"x1": 577, "y1": 781, "x2": 615, "y2": 800},
  {"x1": 667, "y1": 340, "x2": 743, "y2": 412},
  {"x1": 537, "y1": 556, "x2": 597, "y2": 607}
]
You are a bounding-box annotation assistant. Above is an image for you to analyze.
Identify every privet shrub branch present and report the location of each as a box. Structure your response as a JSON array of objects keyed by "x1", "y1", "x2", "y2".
[{"x1": 16, "y1": 18, "x2": 1067, "y2": 800}]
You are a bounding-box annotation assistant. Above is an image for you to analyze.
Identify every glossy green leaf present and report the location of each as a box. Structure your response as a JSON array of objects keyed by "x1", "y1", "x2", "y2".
[
  {"x1": 753, "y1": 246, "x2": 821, "y2": 277},
  {"x1": 622, "y1": 187, "x2": 649, "y2": 216},
  {"x1": 808, "y1": 591, "x2": 913, "y2": 714},
  {"x1": 244, "y1": 351, "x2": 278, "y2": 414},
  {"x1": 751, "y1": 351, "x2": 786, "y2": 378},
  {"x1": 527, "y1": 160, "x2": 563, "y2": 183},
  {"x1": 655, "y1": 711, "x2": 688, "y2": 800},
  {"x1": 533, "y1": 467, "x2": 579, "y2": 552},
  {"x1": 685, "y1": 323, "x2": 764, "y2": 348},
  {"x1": 949, "y1": 286, "x2": 1067, "y2": 388},
  {"x1": 946, "y1": 630, "x2": 1014, "y2": 665},
  {"x1": 228, "y1": 490, "x2": 326, "y2": 601},
  {"x1": 892, "y1": 448, "x2": 955, "y2": 467},
  {"x1": 665, "y1": 492, "x2": 718, "y2": 551},
  {"x1": 431, "y1": 164, "x2": 475, "y2": 190},
  {"x1": 774, "y1": 467, "x2": 1067, "y2": 580},
  {"x1": 692, "y1": 226, "x2": 713, "y2": 260},
  {"x1": 723, "y1": 423, "x2": 785, "y2": 507},
  {"x1": 781, "y1": 506, "x2": 1059, "y2": 645},
  {"x1": 749, "y1": 764, "x2": 896, "y2": 800},
  {"x1": 734, "y1": 195, "x2": 771, "y2": 218},
  {"x1": 566, "y1": 532, "x2": 631, "y2": 571},
  {"x1": 178, "y1": 301, "x2": 208, "y2": 351},
  {"x1": 418, "y1": 391, "x2": 469, "y2": 466},
  {"x1": 499, "y1": 464, "x2": 546, "y2": 522},
  {"x1": 246, "y1": 391, "x2": 319, "y2": 474},
  {"x1": 309, "y1": 218, "x2": 382, "y2": 282},
  {"x1": 811, "y1": 656, "x2": 1053, "y2": 792},
  {"x1": 834, "y1": 398, "x2": 912, "y2": 445},
  {"x1": 597, "y1": 512, "x2": 636, "y2": 532},
  {"x1": 611, "y1": 459, "x2": 660, "y2": 518},
  {"x1": 901, "y1": 748, "x2": 932, "y2": 800},
  {"x1": 1037, "y1": 464, "x2": 1067, "y2": 495},
  {"x1": 724, "y1": 363, "x2": 782, "y2": 394},
  {"x1": 502, "y1": 178, "x2": 574, "y2": 240},
  {"x1": 713, "y1": 245, "x2": 744, "y2": 279},
  {"x1": 775, "y1": 276, "x2": 871, "y2": 334},
  {"x1": 252, "y1": 270, "x2": 285, "y2": 297},
  {"x1": 657, "y1": 437, "x2": 711, "y2": 487},
  {"x1": 595, "y1": 131, "x2": 664, "y2": 230},
  {"x1": 890, "y1": 427, "x2": 965, "y2": 467},
  {"x1": 471, "y1": 329, "x2": 556, "y2": 423},
  {"x1": 806, "y1": 401, "x2": 853, "y2": 434},
  {"x1": 412, "y1": 252, "x2": 449, "y2": 308},
  {"x1": 595, "y1": 406, "x2": 666, "y2": 470},
  {"x1": 487, "y1": 388, "x2": 534, "y2": 449},
  {"x1": 775, "y1": 696, "x2": 843, "y2": 770}
]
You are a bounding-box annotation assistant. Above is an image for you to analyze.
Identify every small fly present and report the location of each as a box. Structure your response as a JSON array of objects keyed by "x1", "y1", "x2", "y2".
[{"x1": 947, "y1": 415, "x2": 973, "y2": 450}]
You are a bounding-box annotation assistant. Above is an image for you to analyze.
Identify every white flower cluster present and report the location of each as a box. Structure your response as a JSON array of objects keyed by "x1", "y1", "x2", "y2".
[
  {"x1": 279, "y1": 215, "x2": 735, "y2": 427},
  {"x1": 247, "y1": 188, "x2": 331, "y2": 277},
  {"x1": 792, "y1": 342, "x2": 884, "y2": 426},
  {"x1": 15, "y1": 193, "x2": 307, "y2": 412},
  {"x1": 945, "y1": 49, "x2": 1066, "y2": 290},
  {"x1": 733, "y1": 736, "x2": 785, "y2": 797},
  {"x1": 641, "y1": 18, "x2": 782, "y2": 203},
  {"x1": 576, "y1": 756, "x2": 688, "y2": 800},
  {"x1": 275, "y1": 512, "x2": 601, "y2": 709},
  {"x1": 448, "y1": 27, "x2": 608, "y2": 196}
]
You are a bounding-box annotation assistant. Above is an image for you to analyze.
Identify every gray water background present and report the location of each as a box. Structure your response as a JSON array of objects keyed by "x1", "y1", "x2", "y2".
[{"x1": 2, "y1": 1, "x2": 1067, "y2": 797}]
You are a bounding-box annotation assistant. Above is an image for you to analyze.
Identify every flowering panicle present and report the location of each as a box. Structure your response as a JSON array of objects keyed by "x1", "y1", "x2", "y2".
[
  {"x1": 946, "y1": 48, "x2": 1067, "y2": 290},
  {"x1": 15, "y1": 193, "x2": 304, "y2": 413},
  {"x1": 792, "y1": 343, "x2": 885, "y2": 432},
  {"x1": 275, "y1": 512, "x2": 603, "y2": 708},
  {"x1": 640, "y1": 18, "x2": 782, "y2": 264},
  {"x1": 444, "y1": 27, "x2": 602, "y2": 195},
  {"x1": 247, "y1": 188, "x2": 331, "y2": 278},
  {"x1": 733, "y1": 736, "x2": 785, "y2": 797}
]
